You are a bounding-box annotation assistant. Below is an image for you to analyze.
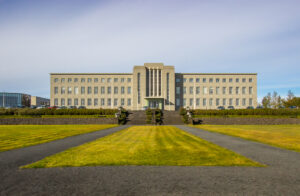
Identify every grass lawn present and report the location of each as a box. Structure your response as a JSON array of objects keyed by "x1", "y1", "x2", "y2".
[
  {"x1": 0, "y1": 124, "x2": 117, "y2": 152},
  {"x1": 193, "y1": 115, "x2": 299, "y2": 118},
  {"x1": 193, "y1": 125, "x2": 300, "y2": 153},
  {"x1": 0, "y1": 115, "x2": 115, "y2": 118},
  {"x1": 23, "y1": 126, "x2": 261, "y2": 168}
]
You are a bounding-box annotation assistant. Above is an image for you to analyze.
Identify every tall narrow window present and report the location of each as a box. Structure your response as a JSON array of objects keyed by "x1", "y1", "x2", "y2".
[
  {"x1": 166, "y1": 73, "x2": 169, "y2": 103},
  {"x1": 137, "y1": 73, "x2": 141, "y2": 104}
]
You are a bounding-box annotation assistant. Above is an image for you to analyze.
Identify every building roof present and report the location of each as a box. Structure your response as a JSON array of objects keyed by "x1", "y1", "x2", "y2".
[
  {"x1": 50, "y1": 73, "x2": 132, "y2": 75},
  {"x1": 176, "y1": 73, "x2": 257, "y2": 75}
]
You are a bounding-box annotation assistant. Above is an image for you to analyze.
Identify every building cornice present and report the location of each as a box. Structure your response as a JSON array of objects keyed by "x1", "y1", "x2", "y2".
[
  {"x1": 176, "y1": 73, "x2": 257, "y2": 75},
  {"x1": 50, "y1": 73, "x2": 133, "y2": 75}
]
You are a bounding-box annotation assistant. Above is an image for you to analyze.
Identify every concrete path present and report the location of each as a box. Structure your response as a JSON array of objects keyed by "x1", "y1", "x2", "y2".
[{"x1": 1, "y1": 125, "x2": 300, "y2": 195}]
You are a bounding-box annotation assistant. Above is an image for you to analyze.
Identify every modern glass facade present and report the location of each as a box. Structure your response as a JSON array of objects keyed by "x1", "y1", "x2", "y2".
[{"x1": 0, "y1": 93, "x2": 31, "y2": 108}]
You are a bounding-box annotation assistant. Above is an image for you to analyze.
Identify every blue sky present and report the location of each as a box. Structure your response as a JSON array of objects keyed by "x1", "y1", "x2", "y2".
[{"x1": 0, "y1": 0, "x2": 299, "y2": 101}]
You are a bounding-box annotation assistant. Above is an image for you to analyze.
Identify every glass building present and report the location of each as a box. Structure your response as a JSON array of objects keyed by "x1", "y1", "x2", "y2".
[{"x1": 0, "y1": 93, "x2": 31, "y2": 108}]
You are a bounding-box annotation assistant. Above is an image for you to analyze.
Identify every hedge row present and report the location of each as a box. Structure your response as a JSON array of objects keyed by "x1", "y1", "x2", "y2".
[
  {"x1": 0, "y1": 108, "x2": 118, "y2": 116},
  {"x1": 192, "y1": 109, "x2": 300, "y2": 116}
]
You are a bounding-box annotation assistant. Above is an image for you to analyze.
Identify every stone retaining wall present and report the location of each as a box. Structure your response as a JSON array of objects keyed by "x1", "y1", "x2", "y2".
[
  {"x1": 192, "y1": 117, "x2": 300, "y2": 125},
  {"x1": 0, "y1": 118, "x2": 118, "y2": 125}
]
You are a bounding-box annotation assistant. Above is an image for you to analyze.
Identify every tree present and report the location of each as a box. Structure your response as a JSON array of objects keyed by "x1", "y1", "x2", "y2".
[
  {"x1": 270, "y1": 91, "x2": 278, "y2": 108},
  {"x1": 287, "y1": 90, "x2": 295, "y2": 101},
  {"x1": 262, "y1": 93, "x2": 271, "y2": 108}
]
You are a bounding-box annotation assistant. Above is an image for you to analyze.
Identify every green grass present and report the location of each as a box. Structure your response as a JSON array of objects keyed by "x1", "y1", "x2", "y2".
[
  {"x1": 22, "y1": 126, "x2": 262, "y2": 168},
  {"x1": 193, "y1": 125, "x2": 300, "y2": 153},
  {"x1": 0, "y1": 115, "x2": 115, "y2": 118},
  {"x1": 193, "y1": 115, "x2": 299, "y2": 119},
  {"x1": 0, "y1": 124, "x2": 117, "y2": 152}
]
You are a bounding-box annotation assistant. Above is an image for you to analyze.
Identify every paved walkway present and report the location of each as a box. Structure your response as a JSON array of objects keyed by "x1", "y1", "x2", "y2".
[{"x1": 1, "y1": 125, "x2": 300, "y2": 195}]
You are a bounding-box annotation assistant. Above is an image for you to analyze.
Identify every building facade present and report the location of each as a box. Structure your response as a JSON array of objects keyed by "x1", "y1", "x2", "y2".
[
  {"x1": 31, "y1": 96, "x2": 50, "y2": 107},
  {"x1": 50, "y1": 63, "x2": 257, "y2": 110},
  {"x1": 0, "y1": 92, "x2": 31, "y2": 108}
]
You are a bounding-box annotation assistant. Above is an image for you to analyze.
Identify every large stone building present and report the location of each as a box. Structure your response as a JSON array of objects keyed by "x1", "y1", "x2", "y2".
[{"x1": 50, "y1": 63, "x2": 257, "y2": 110}]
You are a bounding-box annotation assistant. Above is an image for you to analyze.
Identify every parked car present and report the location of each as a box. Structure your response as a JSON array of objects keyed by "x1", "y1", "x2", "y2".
[
  {"x1": 246, "y1": 106, "x2": 254, "y2": 109},
  {"x1": 227, "y1": 106, "x2": 235, "y2": 110},
  {"x1": 48, "y1": 106, "x2": 58, "y2": 109},
  {"x1": 77, "y1": 106, "x2": 86, "y2": 109},
  {"x1": 67, "y1": 106, "x2": 77, "y2": 109},
  {"x1": 217, "y1": 106, "x2": 225, "y2": 110},
  {"x1": 58, "y1": 106, "x2": 67, "y2": 109},
  {"x1": 37, "y1": 105, "x2": 46, "y2": 109},
  {"x1": 289, "y1": 106, "x2": 297, "y2": 109},
  {"x1": 256, "y1": 106, "x2": 264, "y2": 109},
  {"x1": 30, "y1": 105, "x2": 37, "y2": 109}
]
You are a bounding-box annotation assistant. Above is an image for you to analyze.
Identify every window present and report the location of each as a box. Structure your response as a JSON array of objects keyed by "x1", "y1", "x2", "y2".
[
  {"x1": 249, "y1": 78, "x2": 253, "y2": 82},
  {"x1": 203, "y1": 98, "x2": 207, "y2": 106},
  {"x1": 74, "y1": 78, "x2": 78, "y2": 82},
  {"x1": 189, "y1": 78, "x2": 193, "y2": 83},
  {"x1": 107, "y1": 78, "x2": 111, "y2": 83},
  {"x1": 121, "y1": 78, "x2": 125, "y2": 83},
  {"x1": 229, "y1": 78, "x2": 233, "y2": 83},
  {"x1": 107, "y1": 98, "x2": 111, "y2": 106},
  {"x1": 121, "y1": 98, "x2": 125, "y2": 106},
  {"x1": 127, "y1": 98, "x2": 131, "y2": 106},
  {"x1": 68, "y1": 87, "x2": 72, "y2": 94},
  {"x1": 209, "y1": 98, "x2": 213, "y2": 106},
  {"x1": 183, "y1": 99, "x2": 186, "y2": 106},
  {"x1": 203, "y1": 87, "x2": 208, "y2": 94},
  {"x1": 196, "y1": 98, "x2": 200, "y2": 106},
  {"x1": 61, "y1": 98, "x2": 65, "y2": 106},
  {"x1": 242, "y1": 87, "x2": 246, "y2": 94},
  {"x1": 101, "y1": 86, "x2": 105, "y2": 94},
  {"x1": 229, "y1": 87, "x2": 233, "y2": 94},
  {"x1": 216, "y1": 87, "x2": 220, "y2": 95},
  {"x1": 54, "y1": 98, "x2": 58, "y2": 106},
  {"x1": 127, "y1": 78, "x2": 131, "y2": 83},
  {"x1": 114, "y1": 78, "x2": 118, "y2": 83},
  {"x1": 81, "y1": 99, "x2": 85, "y2": 106},
  {"x1": 81, "y1": 78, "x2": 85, "y2": 83},
  {"x1": 236, "y1": 87, "x2": 239, "y2": 94},
  {"x1": 114, "y1": 98, "x2": 118, "y2": 106},
  {"x1": 242, "y1": 78, "x2": 246, "y2": 83},
  {"x1": 67, "y1": 98, "x2": 72, "y2": 106},
  {"x1": 68, "y1": 78, "x2": 72, "y2": 83},
  {"x1": 94, "y1": 98, "x2": 98, "y2": 106},
  {"x1": 54, "y1": 78, "x2": 58, "y2": 83},
  {"x1": 236, "y1": 78, "x2": 239, "y2": 83},
  {"x1": 88, "y1": 78, "x2": 92, "y2": 83},
  {"x1": 196, "y1": 87, "x2": 200, "y2": 94},
  {"x1": 74, "y1": 87, "x2": 78, "y2": 95},
  {"x1": 88, "y1": 98, "x2": 92, "y2": 106},
  {"x1": 101, "y1": 98, "x2": 105, "y2": 106},
  {"x1": 81, "y1": 87, "x2": 85, "y2": 94},
  {"x1": 94, "y1": 78, "x2": 98, "y2": 83},
  {"x1": 216, "y1": 78, "x2": 220, "y2": 83},
  {"x1": 222, "y1": 87, "x2": 226, "y2": 94},
  {"x1": 229, "y1": 98, "x2": 233, "y2": 106},
  {"x1": 176, "y1": 78, "x2": 181, "y2": 83},
  {"x1": 101, "y1": 78, "x2": 105, "y2": 83},
  {"x1": 176, "y1": 98, "x2": 180, "y2": 106},
  {"x1": 137, "y1": 73, "x2": 141, "y2": 104},
  {"x1": 107, "y1": 87, "x2": 111, "y2": 94},
  {"x1": 54, "y1": 87, "x2": 58, "y2": 94},
  {"x1": 88, "y1": 87, "x2": 92, "y2": 94},
  {"x1": 236, "y1": 98, "x2": 239, "y2": 106},
  {"x1": 183, "y1": 78, "x2": 187, "y2": 83},
  {"x1": 223, "y1": 98, "x2": 226, "y2": 106},
  {"x1": 114, "y1": 87, "x2": 118, "y2": 94},
  {"x1": 189, "y1": 98, "x2": 193, "y2": 106},
  {"x1": 61, "y1": 87, "x2": 65, "y2": 94},
  {"x1": 183, "y1": 87, "x2": 186, "y2": 94},
  {"x1": 222, "y1": 78, "x2": 226, "y2": 83},
  {"x1": 209, "y1": 87, "x2": 213, "y2": 95},
  {"x1": 189, "y1": 87, "x2": 193, "y2": 94},
  {"x1": 127, "y1": 87, "x2": 131, "y2": 94},
  {"x1": 209, "y1": 78, "x2": 213, "y2": 83},
  {"x1": 121, "y1": 87, "x2": 125, "y2": 94},
  {"x1": 242, "y1": 98, "x2": 246, "y2": 106},
  {"x1": 203, "y1": 78, "x2": 207, "y2": 83},
  {"x1": 176, "y1": 87, "x2": 180, "y2": 94},
  {"x1": 249, "y1": 98, "x2": 253, "y2": 106},
  {"x1": 61, "y1": 78, "x2": 65, "y2": 83},
  {"x1": 74, "y1": 98, "x2": 78, "y2": 106},
  {"x1": 216, "y1": 98, "x2": 220, "y2": 106},
  {"x1": 196, "y1": 78, "x2": 200, "y2": 83},
  {"x1": 94, "y1": 87, "x2": 98, "y2": 94},
  {"x1": 249, "y1": 87, "x2": 253, "y2": 94}
]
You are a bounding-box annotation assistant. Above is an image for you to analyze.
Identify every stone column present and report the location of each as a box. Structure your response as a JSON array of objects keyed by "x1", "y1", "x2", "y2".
[
  {"x1": 152, "y1": 68, "x2": 155, "y2": 96},
  {"x1": 148, "y1": 68, "x2": 151, "y2": 97},
  {"x1": 156, "y1": 68, "x2": 159, "y2": 97}
]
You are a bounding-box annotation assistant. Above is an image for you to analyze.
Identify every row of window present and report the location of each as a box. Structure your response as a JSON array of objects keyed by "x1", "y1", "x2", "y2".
[
  {"x1": 177, "y1": 98, "x2": 253, "y2": 107},
  {"x1": 54, "y1": 98, "x2": 132, "y2": 107},
  {"x1": 54, "y1": 86, "x2": 132, "y2": 95},
  {"x1": 54, "y1": 77, "x2": 132, "y2": 83},
  {"x1": 177, "y1": 77, "x2": 253, "y2": 83},
  {"x1": 177, "y1": 86, "x2": 253, "y2": 95}
]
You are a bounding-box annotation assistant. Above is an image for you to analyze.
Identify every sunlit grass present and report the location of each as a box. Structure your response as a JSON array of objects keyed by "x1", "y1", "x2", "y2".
[
  {"x1": 23, "y1": 126, "x2": 262, "y2": 168},
  {"x1": 193, "y1": 125, "x2": 300, "y2": 152},
  {"x1": 0, "y1": 124, "x2": 117, "y2": 152}
]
